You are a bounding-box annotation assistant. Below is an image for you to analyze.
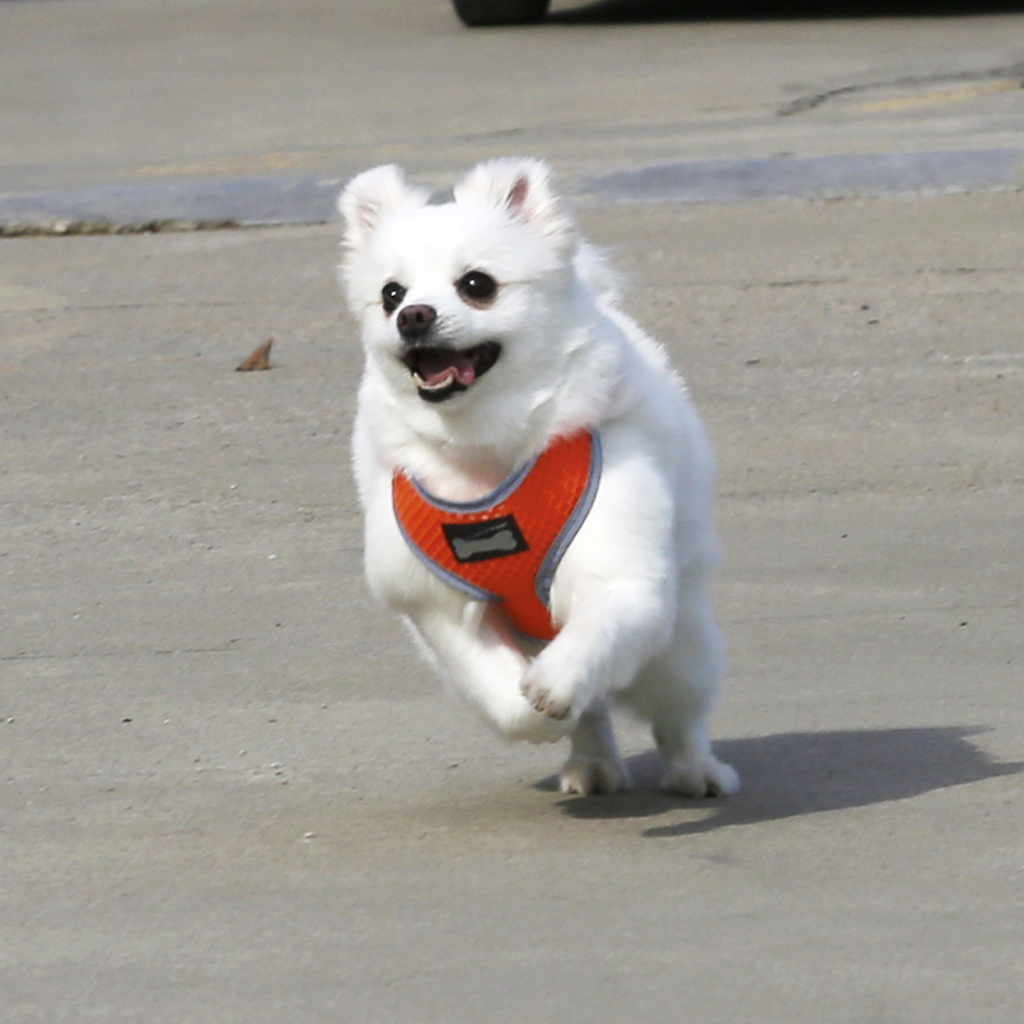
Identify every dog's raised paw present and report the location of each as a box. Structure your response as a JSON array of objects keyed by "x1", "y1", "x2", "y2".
[{"x1": 520, "y1": 680, "x2": 573, "y2": 721}]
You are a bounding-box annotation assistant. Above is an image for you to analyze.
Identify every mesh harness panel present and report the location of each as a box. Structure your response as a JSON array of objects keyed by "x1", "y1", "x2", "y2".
[{"x1": 392, "y1": 430, "x2": 601, "y2": 643}]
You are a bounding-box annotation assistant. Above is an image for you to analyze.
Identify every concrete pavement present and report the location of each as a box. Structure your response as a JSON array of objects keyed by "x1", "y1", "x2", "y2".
[{"x1": 1, "y1": 192, "x2": 1022, "y2": 1022}]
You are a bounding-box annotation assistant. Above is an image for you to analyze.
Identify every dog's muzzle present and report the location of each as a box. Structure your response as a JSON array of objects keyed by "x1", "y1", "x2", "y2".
[{"x1": 395, "y1": 305, "x2": 501, "y2": 403}]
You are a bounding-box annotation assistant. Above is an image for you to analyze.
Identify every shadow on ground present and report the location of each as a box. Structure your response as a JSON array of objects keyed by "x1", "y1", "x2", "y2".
[
  {"x1": 549, "y1": 727, "x2": 1023, "y2": 838},
  {"x1": 549, "y1": 0, "x2": 1024, "y2": 23}
]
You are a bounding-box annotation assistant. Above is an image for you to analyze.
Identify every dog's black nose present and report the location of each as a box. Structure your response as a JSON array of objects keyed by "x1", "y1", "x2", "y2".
[{"x1": 397, "y1": 304, "x2": 436, "y2": 341}]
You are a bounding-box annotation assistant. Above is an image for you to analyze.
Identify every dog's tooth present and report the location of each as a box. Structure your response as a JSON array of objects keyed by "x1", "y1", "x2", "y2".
[{"x1": 416, "y1": 368, "x2": 459, "y2": 391}]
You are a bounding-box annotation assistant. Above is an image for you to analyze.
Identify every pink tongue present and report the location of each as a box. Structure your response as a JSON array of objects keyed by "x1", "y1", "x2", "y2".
[{"x1": 419, "y1": 350, "x2": 476, "y2": 387}]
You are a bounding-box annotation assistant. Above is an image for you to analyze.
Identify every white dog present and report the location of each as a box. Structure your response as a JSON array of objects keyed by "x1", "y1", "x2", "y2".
[{"x1": 338, "y1": 158, "x2": 738, "y2": 798}]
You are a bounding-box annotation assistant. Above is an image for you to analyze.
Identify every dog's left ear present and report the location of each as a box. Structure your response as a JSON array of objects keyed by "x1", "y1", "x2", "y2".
[
  {"x1": 338, "y1": 164, "x2": 431, "y2": 254},
  {"x1": 455, "y1": 158, "x2": 575, "y2": 252}
]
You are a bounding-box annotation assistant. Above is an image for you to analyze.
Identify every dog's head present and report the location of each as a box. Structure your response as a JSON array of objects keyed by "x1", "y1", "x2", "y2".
[{"x1": 338, "y1": 158, "x2": 579, "y2": 409}]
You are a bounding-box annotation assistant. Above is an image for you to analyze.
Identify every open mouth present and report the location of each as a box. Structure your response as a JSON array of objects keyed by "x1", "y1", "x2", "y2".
[{"x1": 400, "y1": 341, "x2": 502, "y2": 403}]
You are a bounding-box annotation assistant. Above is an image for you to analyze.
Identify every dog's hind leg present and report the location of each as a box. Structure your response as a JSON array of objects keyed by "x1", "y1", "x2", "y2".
[
  {"x1": 628, "y1": 596, "x2": 739, "y2": 798},
  {"x1": 559, "y1": 698, "x2": 631, "y2": 795},
  {"x1": 653, "y1": 711, "x2": 739, "y2": 798}
]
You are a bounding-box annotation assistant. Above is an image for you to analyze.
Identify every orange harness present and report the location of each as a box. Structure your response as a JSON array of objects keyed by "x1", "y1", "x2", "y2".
[{"x1": 392, "y1": 430, "x2": 601, "y2": 643}]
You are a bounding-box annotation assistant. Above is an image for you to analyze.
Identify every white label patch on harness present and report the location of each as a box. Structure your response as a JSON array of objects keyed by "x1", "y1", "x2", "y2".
[{"x1": 442, "y1": 516, "x2": 529, "y2": 563}]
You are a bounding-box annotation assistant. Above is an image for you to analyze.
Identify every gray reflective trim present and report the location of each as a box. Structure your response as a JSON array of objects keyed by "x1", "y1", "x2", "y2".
[
  {"x1": 535, "y1": 430, "x2": 602, "y2": 609},
  {"x1": 392, "y1": 500, "x2": 497, "y2": 603},
  {"x1": 511, "y1": 624, "x2": 550, "y2": 647},
  {"x1": 410, "y1": 456, "x2": 537, "y2": 514}
]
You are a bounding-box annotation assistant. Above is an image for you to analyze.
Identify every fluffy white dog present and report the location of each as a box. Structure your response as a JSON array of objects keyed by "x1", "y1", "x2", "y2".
[{"x1": 338, "y1": 157, "x2": 738, "y2": 799}]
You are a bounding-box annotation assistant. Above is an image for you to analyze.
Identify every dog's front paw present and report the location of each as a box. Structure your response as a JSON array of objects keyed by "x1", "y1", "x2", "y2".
[
  {"x1": 663, "y1": 755, "x2": 740, "y2": 799},
  {"x1": 520, "y1": 671, "x2": 575, "y2": 722}
]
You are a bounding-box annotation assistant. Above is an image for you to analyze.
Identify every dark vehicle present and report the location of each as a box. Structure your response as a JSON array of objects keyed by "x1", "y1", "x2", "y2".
[{"x1": 452, "y1": 0, "x2": 550, "y2": 25}]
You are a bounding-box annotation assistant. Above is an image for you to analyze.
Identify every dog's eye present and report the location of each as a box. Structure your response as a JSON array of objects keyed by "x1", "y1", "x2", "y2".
[
  {"x1": 381, "y1": 281, "x2": 407, "y2": 315},
  {"x1": 456, "y1": 270, "x2": 498, "y2": 305}
]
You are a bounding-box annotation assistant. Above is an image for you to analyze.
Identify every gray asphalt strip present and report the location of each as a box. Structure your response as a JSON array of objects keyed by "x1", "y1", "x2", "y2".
[{"x1": 1, "y1": 148, "x2": 1022, "y2": 234}]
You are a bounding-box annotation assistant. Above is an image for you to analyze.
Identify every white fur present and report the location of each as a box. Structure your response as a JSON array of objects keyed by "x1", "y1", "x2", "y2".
[{"x1": 338, "y1": 158, "x2": 739, "y2": 798}]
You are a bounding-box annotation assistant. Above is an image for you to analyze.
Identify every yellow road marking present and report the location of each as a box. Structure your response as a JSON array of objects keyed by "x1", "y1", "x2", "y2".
[
  {"x1": 133, "y1": 150, "x2": 331, "y2": 178},
  {"x1": 0, "y1": 284, "x2": 67, "y2": 311},
  {"x1": 853, "y1": 79, "x2": 1021, "y2": 113}
]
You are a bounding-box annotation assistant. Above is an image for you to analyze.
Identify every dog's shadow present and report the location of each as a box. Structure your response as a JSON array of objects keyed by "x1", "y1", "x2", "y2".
[{"x1": 541, "y1": 726, "x2": 1022, "y2": 838}]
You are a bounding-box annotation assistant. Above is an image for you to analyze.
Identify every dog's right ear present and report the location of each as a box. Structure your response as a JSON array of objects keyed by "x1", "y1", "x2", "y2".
[
  {"x1": 454, "y1": 158, "x2": 575, "y2": 254},
  {"x1": 338, "y1": 165, "x2": 430, "y2": 252}
]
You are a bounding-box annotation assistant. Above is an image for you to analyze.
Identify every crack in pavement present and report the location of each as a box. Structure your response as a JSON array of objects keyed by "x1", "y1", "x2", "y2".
[{"x1": 777, "y1": 61, "x2": 1024, "y2": 116}]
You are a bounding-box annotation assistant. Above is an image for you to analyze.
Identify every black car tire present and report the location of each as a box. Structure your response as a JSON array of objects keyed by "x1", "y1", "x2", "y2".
[{"x1": 452, "y1": 0, "x2": 550, "y2": 26}]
